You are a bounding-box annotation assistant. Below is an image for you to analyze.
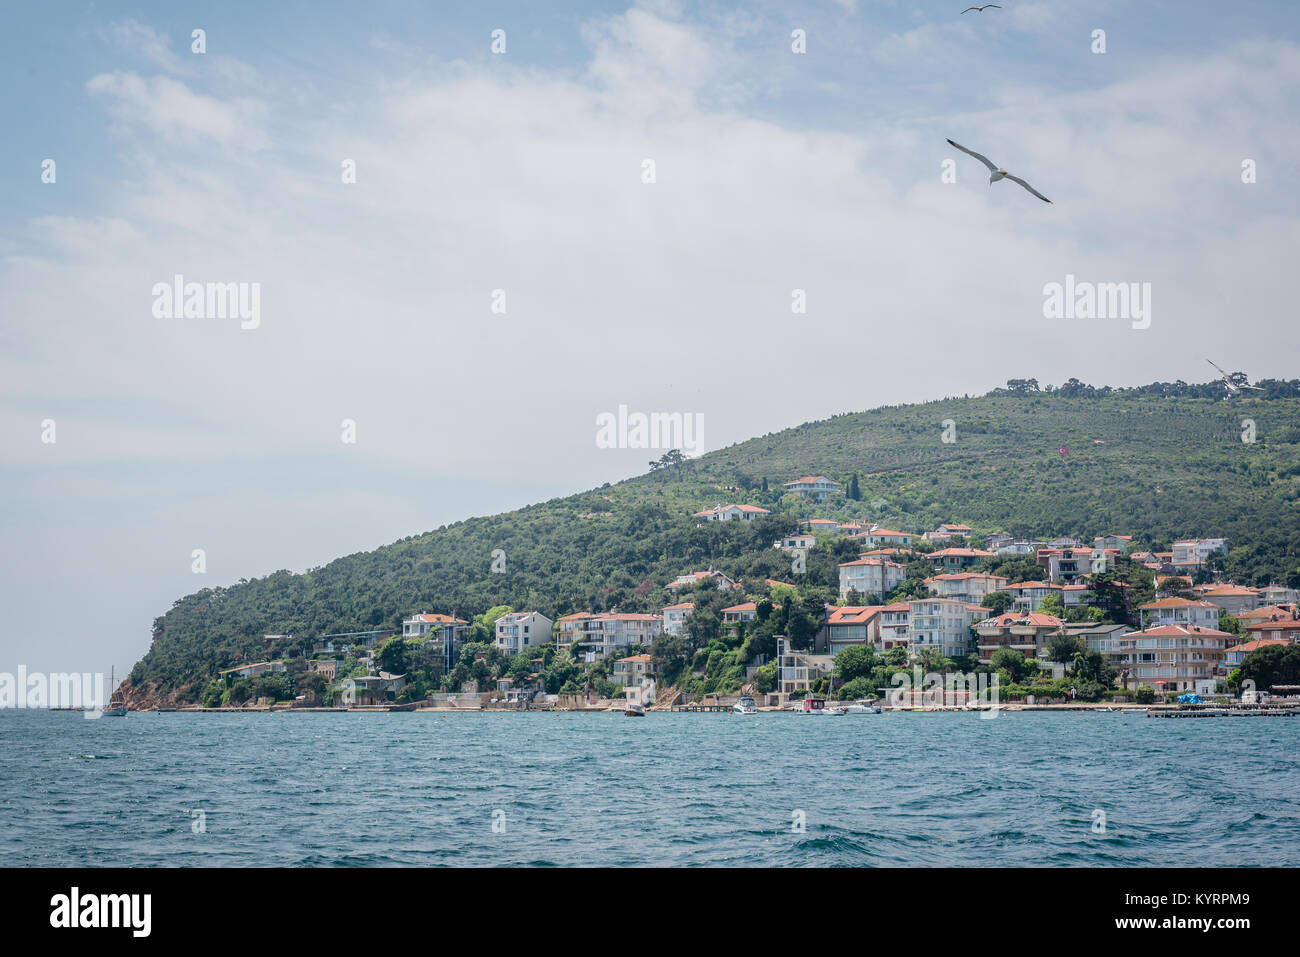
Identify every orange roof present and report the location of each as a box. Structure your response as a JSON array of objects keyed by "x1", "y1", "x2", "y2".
[
  {"x1": 838, "y1": 558, "x2": 904, "y2": 568},
  {"x1": 784, "y1": 475, "x2": 840, "y2": 486},
  {"x1": 1200, "y1": 584, "x2": 1258, "y2": 596},
  {"x1": 617, "y1": 654, "x2": 654, "y2": 662},
  {"x1": 661, "y1": 602, "x2": 695, "y2": 611},
  {"x1": 722, "y1": 602, "x2": 758, "y2": 613},
  {"x1": 1226, "y1": 639, "x2": 1289, "y2": 654},
  {"x1": 827, "y1": 606, "x2": 884, "y2": 624},
  {"x1": 410, "y1": 613, "x2": 468, "y2": 624},
  {"x1": 1123, "y1": 624, "x2": 1233, "y2": 638},
  {"x1": 980, "y1": 612, "x2": 1064, "y2": 628}
]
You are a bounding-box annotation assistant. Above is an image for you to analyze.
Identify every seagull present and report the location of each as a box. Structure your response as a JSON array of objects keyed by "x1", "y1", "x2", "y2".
[
  {"x1": 961, "y1": 4, "x2": 1002, "y2": 12},
  {"x1": 946, "y1": 138, "x2": 1052, "y2": 203},
  {"x1": 1206, "y1": 359, "x2": 1264, "y2": 392}
]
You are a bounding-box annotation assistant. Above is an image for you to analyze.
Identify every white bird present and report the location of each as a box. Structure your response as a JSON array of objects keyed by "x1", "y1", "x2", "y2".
[
  {"x1": 946, "y1": 138, "x2": 1052, "y2": 203},
  {"x1": 961, "y1": 4, "x2": 1002, "y2": 12},
  {"x1": 1206, "y1": 359, "x2": 1264, "y2": 392}
]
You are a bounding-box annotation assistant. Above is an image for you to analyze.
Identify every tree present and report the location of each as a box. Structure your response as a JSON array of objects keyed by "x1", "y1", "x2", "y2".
[
  {"x1": 834, "y1": 644, "x2": 878, "y2": 682},
  {"x1": 990, "y1": 649, "x2": 1029, "y2": 682},
  {"x1": 377, "y1": 636, "x2": 408, "y2": 674},
  {"x1": 981, "y1": 591, "x2": 1014, "y2": 615},
  {"x1": 1045, "y1": 632, "x2": 1084, "y2": 663},
  {"x1": 847, "y1": 473, "x2": 861, "y2": 500},
  {"x1": 1038, "y1": 593, "x2": 1067, "y2": 619}
]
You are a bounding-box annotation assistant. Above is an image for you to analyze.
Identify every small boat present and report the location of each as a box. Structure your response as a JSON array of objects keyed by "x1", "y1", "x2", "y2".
[
  {"x1": 624, "y1": 678, "x2": 653, "y2": 716},
  {"x1": 793, "y1": 697, "x2": 842, "y2": 715},
  {"x1": 624, "y1": 703, "x2": 645, "y2": 717},
  {"x1": 733, "y1": 695, "x2": 758, "y2": 715},
  {"x1": 841, "y1": 702, "x2": 881, "y2": 715}
]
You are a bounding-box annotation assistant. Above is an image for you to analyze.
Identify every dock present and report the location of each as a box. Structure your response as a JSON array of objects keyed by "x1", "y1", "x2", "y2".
[{"x1": 1147, "y1": 708, "x2": 1299, "y2": 718}]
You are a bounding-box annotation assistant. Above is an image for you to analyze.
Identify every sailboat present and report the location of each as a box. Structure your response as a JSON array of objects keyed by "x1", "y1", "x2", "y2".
[{"x1": 102, "y1": 666, "x2": 127, "y2": 717}]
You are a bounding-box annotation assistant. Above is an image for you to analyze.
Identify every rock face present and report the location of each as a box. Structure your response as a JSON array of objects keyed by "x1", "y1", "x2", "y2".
[{"x1": 114, "y1": 679, "x2": 180, "y2": 711}]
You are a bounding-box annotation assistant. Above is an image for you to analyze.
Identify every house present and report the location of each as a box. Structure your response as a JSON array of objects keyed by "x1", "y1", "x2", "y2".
[
  {"x1": 1243, "y1": 609, "x2": 1300, "y2": 644},
  {"x1": 1171, "y1": 538, "x2": 1228, "y2": 569},
  {"x1": 1005, "y1": 582, "x2": 1064, "y2": 613},
  {"x1": 860, "y1": 528, "x2": 915, "y2": 547},
  {"x1": 1236, "y1": 603, "x2": 1298, "y2": 624},
  {"x1": 1064, "y1": 621, "x2": 1131, "y2": 656},
  {"x1": 1048, "y1": 537, "x2": 1082, "y2": 548},
  {"x1": 783, "y1": 476, "x2": 844, "y2": 501},
  {"x1": 1093, "y1": 534, "x2": 1134, "y2": 551},
  {"x1": 774, "y1": 533, "x2": 817, "y2": 551},
  {"x1": 837, "y1": 521, "x2": 870, "y2": 536},
  {"x1": 611, "y1": 654, "x2": 657, "y2": 687},
  {"x1": 661, "y1": 602, "x2": 695, "y2": 636},
  {"x1": 494, "y1": 611, "x2": 554, "y2": 656},
  {"x1": 927, "y1": 547, "x2": 996, "y2": 572},
  {"x1": 1036, "y1": 547, "x2": 1088, "y2": 583},
  {"x1": 722, "y1": 602, "x2": 762, "y2": 635},
  {"x1": 1090, "y1": 548, "x2": 1123, "y2": 574},
  {"x1": 838, "y1": 557, "x2": 906, "y2": 601},
  {"x1": 996, "y1": 539, "x2": 1044, "y2": 556},
  {"x1": 1197, "y1": 584, "x2": 1260, "y2": 617},
  {"x1": 822, "y1": 605, "x2": 884, "y2": 656},
  {"x1": 1138, "y1": 597, "x2": 1220, "y2": 631},
  {"x1": 907, "y1": 599, "x2": 983, "y2": 659},
  {"x1": 775, "y1": 637, "x2": 832, "y2": 695},
  {"x1": 337, "y1": 671, "x2": 406, "y2": 707},
  {"x1": 1224, "y1": 638, "x2": 1290, "y2": 669},
  {"x1": 691, "y1": 503, "x2": 771, "y2": 522},
  {"x1": 218, "y1": 660, "x2": 287, "y2": 679},
  {"x1": 559, "y1": 612, "x2": 663, "y2": 659},
  {"x1": 974, "y1": 612, "x2": 1064, "y2": 664},
  {"x1": 985, "y1": 532, "x2": 1014, "y2": 551},
  {"x1": 876, "y1": 603, "x2": 912, "y2": 651},
  {"x1": 403, "y1": 613, "x2": 469, "y2": 673},
  {"x1": 307, "y1": 659, "x2": 340, "y2": 679},
  {"x1": 1258, "y1": 585, "x2": 1299, "y2": 606},
  {"x1": 925, "y1": 523, "x2": 974, "y2": 543},
  {"x1": 923, "y1": 572, "x2": 1008, "y2": 604},
  {"x1": 1111, "y1": 625, "x2": 1231, "y2": 693},
  {"x1": 666, "y1": 570, "x2": 738, "y2": 591}
]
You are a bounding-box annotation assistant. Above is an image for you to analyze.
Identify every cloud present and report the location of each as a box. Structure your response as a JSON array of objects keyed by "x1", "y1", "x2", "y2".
[{"x1": 86, "y1": 71, "x2": 269, "y2": 149}]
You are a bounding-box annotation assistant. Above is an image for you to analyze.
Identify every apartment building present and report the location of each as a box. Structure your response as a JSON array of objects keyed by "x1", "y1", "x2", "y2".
[{"x1": 494, "y1": 611, "x2": 554, "y2": 656}]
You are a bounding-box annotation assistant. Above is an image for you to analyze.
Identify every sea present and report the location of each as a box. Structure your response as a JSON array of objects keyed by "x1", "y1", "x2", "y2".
[{"x1": 2, "y1": 708, "x2": 1296, "y2": 866}]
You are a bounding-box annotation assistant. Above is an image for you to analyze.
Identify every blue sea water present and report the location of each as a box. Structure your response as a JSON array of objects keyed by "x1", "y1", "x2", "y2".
[{"x1": 1, "y1": 709, "x2": 1296, "y2": 866}]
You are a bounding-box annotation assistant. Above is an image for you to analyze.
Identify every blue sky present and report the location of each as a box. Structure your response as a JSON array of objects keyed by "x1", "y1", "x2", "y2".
[{"x1": 2, "y1": 0, "x2": 1298, "y2": 679}]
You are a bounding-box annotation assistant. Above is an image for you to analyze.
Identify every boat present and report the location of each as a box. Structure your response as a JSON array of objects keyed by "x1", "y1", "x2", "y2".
[
  {"x1": 624, "y1": 678, "x2": 654, "y2": 716},
  {"x1": 101, "y1": 666, "x2": 127, "y2": 717},
  {"x1": 793, "y1": 697, "x2": 842, "y2": 715},
  {"x1": 733, "y1": 695, "x2": 758, "y2": 714},
  {"x1": 624, "y1": 703, "x2": 645, "y2": 717},
  {"x1": 841, "y1": 701, "x2": 882, "y2": 715}
]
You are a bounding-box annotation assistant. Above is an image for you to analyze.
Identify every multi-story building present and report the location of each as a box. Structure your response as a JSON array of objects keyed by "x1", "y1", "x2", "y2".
[
  {"x1": 775, "y1": 637, "x2": 832, "y2": 694},
  {"x1": 1110, "y1": 624, "x2": 1231, "y2": 693},
  {"x1": 774, "y1": 533, "x2": 817, "y2": 551},
  {"x1": 928, "y1": 547, "x2": 997, "y2": 572},
  {"x1": 876, "y1": 603, "x2": 912, "y2": 652},
  {"x1": 722, "y1": 602, "x2": 761, "y2": 636},
  {"x1": 974, "y1": 612, "x2": 1064, "y2": 664},
  {"x1": 1036, "y1": 547, "x2": 1088, "y2": 583},
  {"x1": 1006, "y1": 581, "x2": 1064, "y2": 613},
  {"x1": 1258, "y1": 585, "x2": 1299, "y2": 606},
  {"x1": 907, "y1": 598, "x2": 983, "y2": 659},
  {"x1": 782, "y1": 476, "x2": 844, "y2": 501},
  {"x1": 611, "y1": 653, "x2": 657, "y2": 687},
  {"x1": 1197, "y1": 584, "x2": 1260, "y2": 617},
  {"x1": 559, "y1": 613, "x2": 663, "y2": 659},
  {"x1": 859, "y1": 528, "x2": 915, "y2": 547},
  {"x1": 838, "y1": 557, "x2": 906, "y2": 601},
  {"x1": 403, "y1": 612, "x2": 470, "y2": 673},
  {"x1": 1171, "y1": 538, "x2": 1228, "y2": 569},
  {"x1": 494, "y1": 611, "x2": 554, "y2": 656},
  {"x1": 925, "y1": 523, "x2": 974, "y2": 543},
  {"x1": 661, "y1": 602, "x2": 694, "y2": 636},
  {"x1": 923, "y1": 572, "x2": 1009, "y2": 604},
  {"x1": 822, "y1": 605, "x2": 882, "y2": 656},
  {"x1": 1138, "y1": 597, "x2": 1220, "y2": 631},
  {"x1": 1224, "y1": 638, "x2": 1289, "y2": 669}
]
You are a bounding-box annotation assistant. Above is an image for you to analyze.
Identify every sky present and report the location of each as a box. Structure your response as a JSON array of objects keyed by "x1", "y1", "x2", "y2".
[{"x1": 1, "y1": 0, "x2": 1297, "y2": 680}]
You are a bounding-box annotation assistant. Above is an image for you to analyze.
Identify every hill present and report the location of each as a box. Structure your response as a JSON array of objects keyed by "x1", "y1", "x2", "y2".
[{"x1": 123, "y1": 378, "x2": 1300, "y2": 703}]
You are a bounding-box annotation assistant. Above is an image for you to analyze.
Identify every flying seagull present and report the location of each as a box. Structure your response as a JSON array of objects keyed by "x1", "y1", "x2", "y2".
[
  {"x1": 961, "y1": 4, "x2": 1002, "y2": 12},
  {"x1": 946, "y1": 138, "x2": 1052, "y2": 203},
  {"x1": 1206, "y1": 359, "x2": 1264, "y2": 392}
]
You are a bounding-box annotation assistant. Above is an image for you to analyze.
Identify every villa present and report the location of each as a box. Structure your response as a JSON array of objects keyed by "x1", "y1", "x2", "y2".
[
  {"x1": 974, "y1": 612, "x2": 1065, "y2": 664},
  {"x1": 691, "y1": 503, "x2": 772, "y2": 522},
  {"x1": 494, "y1": 611, "x2": 555, "y2": 656},
  {"x1": 782, "y1": 476, "x2": 844, "y2": 501}
]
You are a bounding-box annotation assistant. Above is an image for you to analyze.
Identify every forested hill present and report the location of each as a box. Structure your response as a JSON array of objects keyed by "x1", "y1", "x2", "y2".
[{"x1": 126, "y1": 379, "x2": 1300, "y2": 701}]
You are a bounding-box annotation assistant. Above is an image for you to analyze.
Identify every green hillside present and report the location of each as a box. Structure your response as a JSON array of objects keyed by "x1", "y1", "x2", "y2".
[{"x1": 125, "y1": 379, "x2": 1300, "y2": 702}]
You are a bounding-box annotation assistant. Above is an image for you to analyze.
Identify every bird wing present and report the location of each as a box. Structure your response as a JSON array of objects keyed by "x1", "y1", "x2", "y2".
[
  {"x1": 1005, "y1": 173, "x2": 1052, "y2": 203},
  {"x1": 960, "y1": 5, "x2": 979, "y2": 11},
  {"x1": 1242, "y1": 384, "x2": 1265, "y2": 391},
  {"x1": 1206, "y1": 358, "x2": 1230, "y2": 379},
  {"x1": 947, "y1": 139, "x2": 998, "y2": 173}
]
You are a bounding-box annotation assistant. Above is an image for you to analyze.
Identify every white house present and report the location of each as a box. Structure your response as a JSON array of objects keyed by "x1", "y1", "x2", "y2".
[
  {"x1": 907, "y1": 599, "x2": 983, "y2": 659},
  {"x1": 1138, "y1": 597, "x2": 1221, "y2": 631},
  {"x1": 783, "y1": 476, "x2": 844, "y2": 501},
  {"x1": 691, "y1": 503, "x2": 771, "y2": 522},
  {"x1": 838, "y1": 557, "x2": 905, "y2": 601},
  {"x1": 923, "y1": 572, "x2": 1009, "y2": 604},
  {"x1": 1171, "y1": 538, "x2": 1228, "y2": 569},
  {"x1": 494, "y1": 611, "x2": 554, "y2": 655},
  {"x1": 661, "y1": 602, "x2": 694, "y2": 636},
  {"x1": 774, "y1": 533, "x2": 817, "y2": 551},
  {"x1": 1006, "y1": 582, "x2": 1064, "y2": 613}
]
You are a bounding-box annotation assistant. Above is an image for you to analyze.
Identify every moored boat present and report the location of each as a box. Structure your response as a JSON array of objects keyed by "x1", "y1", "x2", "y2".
[
  {"x1": 793, "y1": 697, "x2": 842, "y2": 715},
  {"x1": 733, "y1": 695, "x2": 757, "y2": 714}
]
